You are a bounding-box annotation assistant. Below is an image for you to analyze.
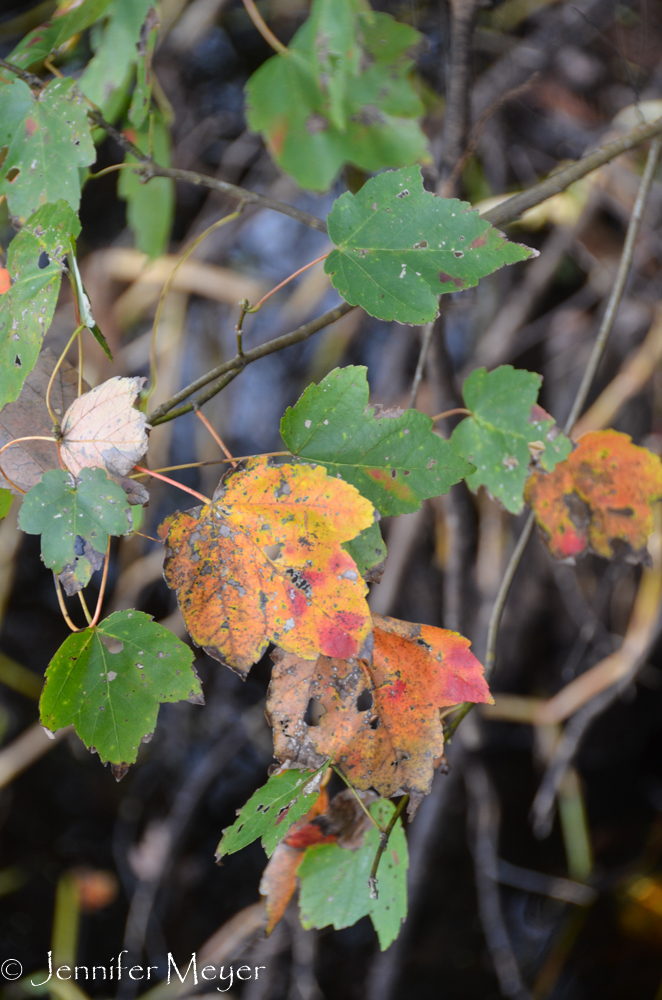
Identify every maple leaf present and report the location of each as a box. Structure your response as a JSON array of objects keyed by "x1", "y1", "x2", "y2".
[
  {"x1": 160, "y1": 460, "x2": 376, "y2": 676},
  {"x1": 524, "y1": 429, "x2": 662, "y2": 562},
  {"x1": 59, "y1": 377, "x2": 151, "y2": 478},
  {"x1": 267, "y1": 613, "x2": 492, "y2": 816}
]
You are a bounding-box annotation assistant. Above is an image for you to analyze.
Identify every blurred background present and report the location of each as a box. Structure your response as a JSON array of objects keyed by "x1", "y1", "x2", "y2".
[{"x1": 1, "y1": 0, "x2": 662, "y2": 997}]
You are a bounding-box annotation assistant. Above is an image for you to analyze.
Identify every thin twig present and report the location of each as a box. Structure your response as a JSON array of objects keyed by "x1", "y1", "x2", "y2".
[
  {"x1": 242, "y1": 0, "x2": 288, "y2": 54},
  {"x1": 563, "y1": 134, "x2": 662, "y2": 433},
  {"x1": 367, "y1": 795, "x2": 409, "y2": 899},
  {"x1": 409, "y1": 322, "x2": 436, "y2": 408},
  {"x1": 439, "y1": 74, "x2": 540, "y2": 198},
  {"x1": 46, "y1": 324, "x2": 85, "y2": 430},
  {"x1": 438, "y1": 0, "x2": 481, "y2": 190},
  {"x1": 481, "y1": 116, "x2": 662, "y2": 229},
  {"x1": 145, "y1": 207, "x2": 244, "y2": 407},
  {"x1": 129, "y1": 452, "x2": 291, "y2": 477},
  {"x1": 147, "y1": 302, "x2": 355, "y2": 425},
  {"x1": 0, "y1": 57, "x2": 43, "y2": 88}
]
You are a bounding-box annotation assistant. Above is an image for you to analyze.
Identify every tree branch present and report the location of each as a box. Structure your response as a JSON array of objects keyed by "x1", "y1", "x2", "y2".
[
  {"x1": 147, "y1": 302, "x2": 355, "y2": 425},
  {"x1": 367, "y1": 795, "x2": 409, "y2": 899},
  {"x1": 482, "y1": 115, "x2": 662, "y2": 229},
  {"x1": 0, "y1": 57, "x2": 43, "y2": 88}
]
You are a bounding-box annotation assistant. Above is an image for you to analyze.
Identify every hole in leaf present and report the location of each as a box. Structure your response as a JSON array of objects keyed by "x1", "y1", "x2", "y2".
[
  {"x1": 38, "y1": 251, "x2": 50, "y2": 269},
  {"x1": 100, "y1": 635, "x2": 124, "y2": 654},
  {"x1": 357, "y1": 688, "x2": 373, "y2": 712},
  {"x1": 264, "y1": 543, "x2": 283, "y2": 561},
  {"x1": 453, "y1": 250, "x2": 464, "y2": 258},
  {"x1": 14, "y1": 355, "x2": 21, "y2": 367},
  {"x1": 390, "y1": 469, "x2": 396, "y2": 479},
  {"x1": 304, "y1": 697, "x2": 326, "y2": 727},
  {"x1": 369, "y1": 716, "x2": 381, "y2": 730},
  {"x1": 6, "y1": 167, "x2": 20, "y2": 183}
]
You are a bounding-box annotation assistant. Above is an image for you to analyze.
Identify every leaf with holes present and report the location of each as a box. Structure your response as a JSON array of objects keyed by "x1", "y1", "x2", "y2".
[
  {"x1": 451, "y1": 365, "x2": 572, "y2": 514},
  {"x1": 0, "y1": 78, "x2": 96, "y2": 223},
  {"x1": 18, "y1": 468, "x2": 132, "y2": 595},
  {"x1": 524, "y1": 429, "x2": 662, "y2": 562},
  {"x1": 246, "y1": 0, "x2": 429, "y2": 192},
  {"x1": 0, "y1": 350, "x2": 88, "y2": 494},
  {"x1": 0, "y1": 202, "x2": 80, "y2": 410},
  {"x1": 159, "y1": 460, "x2": 375, "y2": 676},
  {"x1": 7, "y1": 0, "x2": 114, "y2": 70},
  {"x1": 79, "y1": 0, "x2": 154, "y2": 121},
  {"x1": 281, "y1": 365, "x2": 472, "y2": 516},
  {"x1": 216, "y1": 767, "x2": 325, "y2": 860},
  {"x1": 268, "y1": 613, "x2": 492, "y2": 816},
  {"x1": 325, "y1": 167, "x2": 536, "y2": 323},
  {"x1": 298, "y1": 798, "x2": 408, "y2": 950},
  {"x1": 40, "y1": 610, "x2": 202, "y2": 767},
  {"x1": 59, "y1": 376, "x2": 151, "y2": 478}
]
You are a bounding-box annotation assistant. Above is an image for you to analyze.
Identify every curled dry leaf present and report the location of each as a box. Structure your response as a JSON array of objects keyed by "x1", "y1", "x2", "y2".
[
  {"x1": 59, "y1": 376, "x2": 151, "y2": 479},
  {"x1": 524, "y1": 429, "x2": 662, "y2": 562},
  {"x1": 0, "y1": 350, "x2": 87, "y2": 494},
  {"x1": 268, "y1": 613, "x2": 492, "y2": 817},
  {"x1": 160, "y1": 460, "x2": 375, "y2": 676}
]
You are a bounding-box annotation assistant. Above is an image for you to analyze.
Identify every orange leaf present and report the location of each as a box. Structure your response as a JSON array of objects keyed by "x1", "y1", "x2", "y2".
[
  {"x1": 524, "y1": 429, "x2": 662, "y2": 561},
  {"x1": 59, "y1": 377, "x2": 150, "y2": 478},
  {"x1": 0, "y1": 268, "x2": 10, "y2": 295},
  {"x1": 160, "y1": 460, "x2": 375, "y2": 675},
  {"x1": 268, "y1": 613, "x2": 492, "y2": 816}
]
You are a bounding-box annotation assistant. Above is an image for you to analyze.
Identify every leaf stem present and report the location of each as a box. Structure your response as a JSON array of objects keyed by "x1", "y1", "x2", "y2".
[
  {"x1": 46, "y1": 324, "x2": 85, "y2": 431},
  {"x1": 77, "y1": 592, "x2": 93, "y2": 625},
  {"x1": 132, "y1": 466, "x2": 211, "y2": 504},
  {"x1": 241, "y1": 0, "x2": 288, "y2": 54},
  {"x1": 368, "y1": 794, "x2": 409, "y2": 900},
  {"x1": 88, "y1": 162, "x2": 144, "y2": 180},
  {"x1": 128, "y1": 452, "x2": 291, "y2": 477},
  {"x1": 89, "y1": 538, "x2": 111, "y2": 628},
  {"x1": 147, "y1": 302, "x2": 356, "y2": 425},
  {"x1": 53, "y1": 575, "x2": 82, "y2": 633},
  {"x1": 431, "y1": 407, "x2": 471, "y2": 421},
  {"x1": 194, "y1": 410, "x2": 236, "y2": 467},
  {"x1": 144, "y1": 207, "x2": 244, "y2": 408},
  {"x1": 247, "y1": 253, "x2": 330, "y2": 314},
  {"x1": 331, "y1": 765, "x2": 384, "y2": 833}
]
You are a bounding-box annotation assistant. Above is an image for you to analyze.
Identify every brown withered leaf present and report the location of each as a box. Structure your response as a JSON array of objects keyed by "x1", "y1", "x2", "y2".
[
  {"x1": 159, "y1": 460, "x2": 375, "y2": 676},
  {"x1": 0, "y1": 349, "x2": 88, "y2": 493},
  {"x1": 268, "y1": 613, "x2": 492, "y2": 816}
]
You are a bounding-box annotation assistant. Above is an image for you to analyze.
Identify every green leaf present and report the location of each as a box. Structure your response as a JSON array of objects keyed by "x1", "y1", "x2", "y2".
[
  {"x1": 118, "y1": 115, "x2": 174, "y2": 259},
  {"x1": 0, "y1": 201, "x2": 81, "y2": 409},
  {"x1": 18, "y1": 467, "x2": 131, "y2": 595},
  {"x1": 40, "y1": 610, "x2": 202, "y2": 766},
  {"x1": 79, "y1": 0, "x2": 154, "y2": 123},
  {"x1": 7, "y1": 0, "x2": 115, "y2": 69},
  {"x1": 325, "y1": 166, "x2": 536, "y2": 323},
  {"x1": 68, "y1": 251, "x2": 113, "y2": 360},
  {"x1": 128, "y1": 7, "x2": 159, "y2": 128},
  {"x1": 343, "y1": 521, "x2": 386, "y2": 582},
  {"x1": 245, "y1": 0, "x2": 430, "y2": 192},
  {"x1": 298, "y1": 798, "x2": 408, "y2": 950},
  {"x1": 451, "y1": 365, "x2": 572, "y2": 514},
  {"x1": 0, "y1": 489, "x2": 12, "y2": 520},
  {"x1": 217, "y1": 768, "x2": 324, "y2": 859},
  {"x1": 281, "y1": 365, "x2": 472, "y2": 516},
  {"x1": 0, "y1": 78, "x2": 96, "y2": 223}
]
